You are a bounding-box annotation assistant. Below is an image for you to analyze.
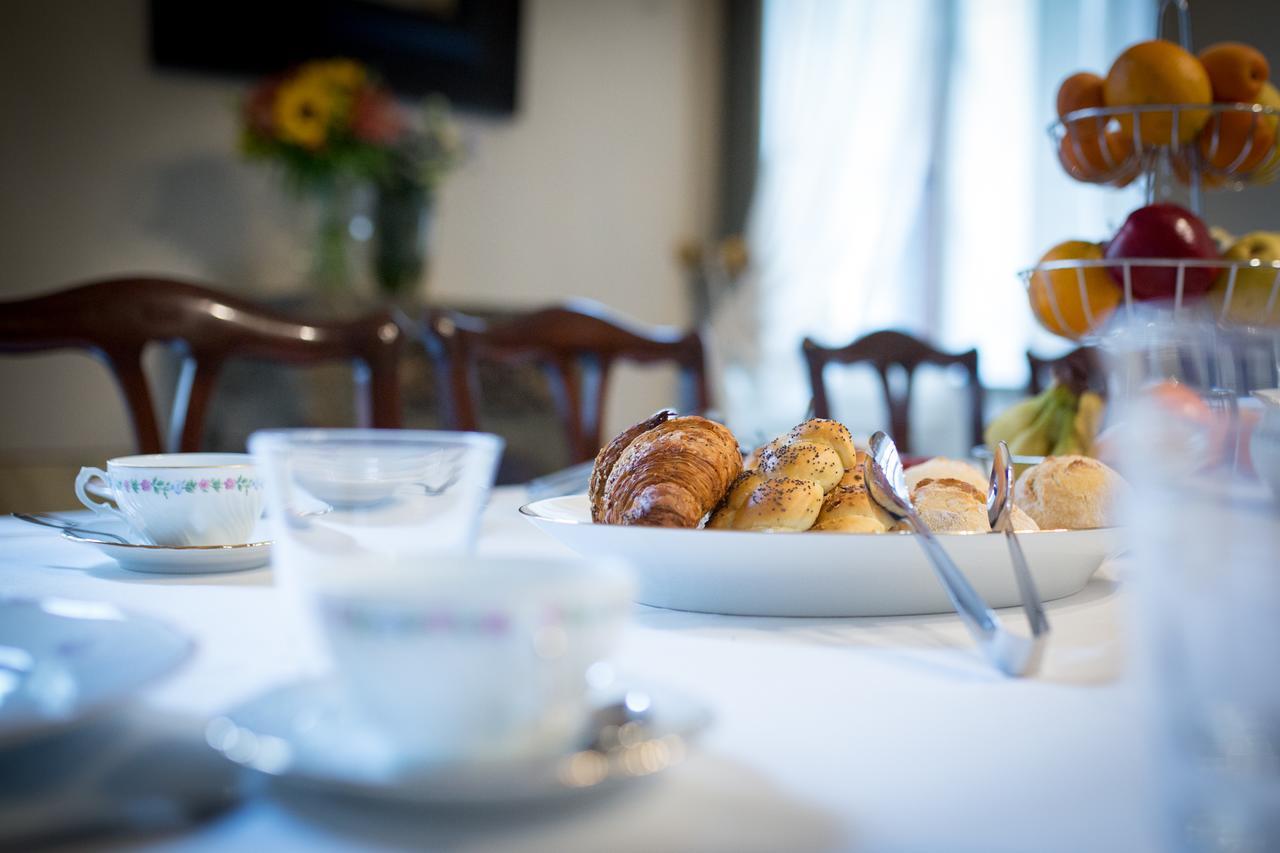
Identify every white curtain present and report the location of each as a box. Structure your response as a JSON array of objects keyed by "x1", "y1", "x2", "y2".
[{"x1": 716, "y1": 0, "x2": 1151, "y2": 450}]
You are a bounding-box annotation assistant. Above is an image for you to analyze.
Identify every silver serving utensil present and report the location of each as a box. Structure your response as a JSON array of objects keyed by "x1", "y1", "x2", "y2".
[
  {"x1": 986, "y1": 441, "x2": 1049, "y2": 675},
  {"x1": 864, "y1": 431, "x2": 1043, "y2": 677},
  {"x1": 11, "y1": 513, "x2": 132, "y2": 545},
  {"x1": 526, "y1": 460, "x2": 596, "y2": 500}
]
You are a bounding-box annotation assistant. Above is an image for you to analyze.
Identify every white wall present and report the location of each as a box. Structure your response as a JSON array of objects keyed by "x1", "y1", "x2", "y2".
[{"x1": 0, "y1": 0, "x2": 721, "y2": 465}]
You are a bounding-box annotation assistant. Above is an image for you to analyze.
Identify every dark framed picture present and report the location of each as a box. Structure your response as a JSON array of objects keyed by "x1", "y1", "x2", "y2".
[{"x1": 149, "y1": 0, "x2": 521, "y2": 114}]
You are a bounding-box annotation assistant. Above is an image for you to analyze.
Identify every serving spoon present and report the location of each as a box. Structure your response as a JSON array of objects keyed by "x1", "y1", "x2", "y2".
[
  {"x1": 986, "y1": 441, "x2": 1049, "y2": 675},
  {"x1": 864, "y1": 432, "x2": 1047, "y2": 677},
  {"x1": 11, "y1": 513, "x2": 132, "y2": 545}
]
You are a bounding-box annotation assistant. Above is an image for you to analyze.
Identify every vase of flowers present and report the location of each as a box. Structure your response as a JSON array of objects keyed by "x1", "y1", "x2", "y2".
[
  {"x1": 372, "y1": 97, "x2": 462, "y2": 299},
  {"x1": 239, "y1": 59, "x2": 462, "y2": 298}
]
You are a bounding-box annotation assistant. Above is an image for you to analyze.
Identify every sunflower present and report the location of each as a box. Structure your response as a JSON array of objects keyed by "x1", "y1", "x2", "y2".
[
  {"x1": 308, "y1": 58, "x2": 366, "y2": 93},
  {"x1": 273, "y1": 75, "x2": 335, "y2": 149}
]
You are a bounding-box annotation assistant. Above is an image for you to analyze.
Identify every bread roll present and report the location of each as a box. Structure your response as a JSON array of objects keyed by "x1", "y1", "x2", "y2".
[
  {"x1": 911, "y1": 477, "x2": 990, "y2": 533},
  {"x1": 784, "y1": 419, "x2": 859, "y2": 469},
  {"x1": 904, "y1": 457, "x2": 988, "y2": 493},
  {"x1": 1014, "y1": 455, "x2": 1126, "y2": 530},
  {"x1": 1009, "y1": 504, "x2": 1040, "y2": 532},
  {"x1": 812, "y1": 484, "x2": 896, "y2": 532},
  {"x1": 707, "y1": 472, "x2": 823, "y2": 532},
  {"x1": 757, "y1": 439, "x2": 845, "y2": 493}
]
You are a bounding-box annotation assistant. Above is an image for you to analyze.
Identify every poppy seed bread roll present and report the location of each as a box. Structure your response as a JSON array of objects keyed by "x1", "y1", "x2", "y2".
[
  {"x1": 753, "y1": 418, "x2": 859, "y2": 494},
  {"x1": 707, "y1": 472, "x2": 823, "y2": 531},
  {"x1": 811, "y1": 452, "x2": 897, "y2": 532}
]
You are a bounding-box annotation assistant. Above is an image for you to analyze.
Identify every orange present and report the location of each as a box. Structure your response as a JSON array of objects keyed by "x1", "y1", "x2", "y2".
[
  {"x1": 1199, "y1": 109, "x2": 1276, "y2": 173},
  {"x1": 1057, "y1": 72, "x2": 1106, "y2": 133},
  {"x1": 1104, "y1": 40, "x2": 1212, "y2": 145},
  {"x1": 1058, "y1": 127, "x2": 1136, "y2": 183},
  {"x1": 1198, "y1": 42, "x2": 1270, "y2": 103},
  {"x1": 1171, "y1": 152, "x2": 1228, "y2": 189},
  {"x1": 1029, "y1": 241, "x2": 1123, "y2": 339}
]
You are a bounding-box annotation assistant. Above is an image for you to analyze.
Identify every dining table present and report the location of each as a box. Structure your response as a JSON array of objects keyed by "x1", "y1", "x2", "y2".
[{"x1": 0, "y1": 486, "x2": 1165, "y2": 852}]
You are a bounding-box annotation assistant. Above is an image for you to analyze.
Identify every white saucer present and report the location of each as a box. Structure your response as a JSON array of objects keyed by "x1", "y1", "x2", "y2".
[
  {"x1": 62, "y1": 518, "x2": 271, "y2": 575},
  {"x1": 0, "y1": 597, "x2": 192, "y2": 747},
  {"x1": 207, "y1": 677, "x2": 711, "y2": 806}
]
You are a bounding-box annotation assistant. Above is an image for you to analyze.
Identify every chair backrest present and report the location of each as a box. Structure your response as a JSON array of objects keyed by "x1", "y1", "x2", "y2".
[
  {"x1": 802, "y1": 329, "x2": 983, "y2": 454},
  {"x1": 421, "y1": 300, "x2": 711, "y2": 464},
  {"x1": 0, "y1": 277, "x2": 402, "y2": 453},
  {"x1": 1026, "y1": 346, "x2": 1103, "y2": 395}
]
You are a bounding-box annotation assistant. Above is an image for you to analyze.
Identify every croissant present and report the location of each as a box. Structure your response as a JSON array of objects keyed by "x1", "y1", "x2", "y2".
[{"x1": 590, "y1": 414, "x2": 742, "y2": 527}]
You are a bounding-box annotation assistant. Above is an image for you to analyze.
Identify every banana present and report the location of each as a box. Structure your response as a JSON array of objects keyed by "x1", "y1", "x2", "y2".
[
  {"x1": 1073, "y1": 391, "x2": 1106, "y2": 454},
  {"x1": 1051, "y1": 406, "x2": 1083, "y2": 455},
  {"x1": 1007, "y1": 389, "x2": 1064, "y2": 457},
  {"x1": 984, "y1": 392, "x2": 1047, "y2": 448}
]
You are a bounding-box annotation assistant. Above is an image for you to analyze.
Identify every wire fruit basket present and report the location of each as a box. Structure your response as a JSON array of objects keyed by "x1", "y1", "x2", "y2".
[
  {"x1": 1019, "y1": 257, "x2": 1280, "y2": 341},
  {"x1": 1053, "y1": 103, "x2": 1280, "y2": 194}
]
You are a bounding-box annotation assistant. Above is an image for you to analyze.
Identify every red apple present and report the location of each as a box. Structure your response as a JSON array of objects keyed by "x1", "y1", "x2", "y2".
[{"x1": 1104, "y1": 204, "x2": 1221, "y2": 300}]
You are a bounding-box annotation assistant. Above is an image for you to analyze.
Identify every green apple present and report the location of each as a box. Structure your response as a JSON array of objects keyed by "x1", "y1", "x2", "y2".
[
  {"x1": 1209, "y1": 231, "x2": 1280, "y2": 326},
  {"x1": 1255, "y1": 82, "x2": 1280, "y2": 177}
]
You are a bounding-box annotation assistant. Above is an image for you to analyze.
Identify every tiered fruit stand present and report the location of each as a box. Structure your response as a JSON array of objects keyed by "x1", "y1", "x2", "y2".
[{"x1": 1022, "y1": 0, "x2": 1280, "y2": 337}]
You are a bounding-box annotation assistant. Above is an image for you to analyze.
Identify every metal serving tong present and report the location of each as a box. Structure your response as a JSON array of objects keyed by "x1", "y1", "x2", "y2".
[{"x1": 864, "y1": 432, "x2": 1050, "y2": 677}]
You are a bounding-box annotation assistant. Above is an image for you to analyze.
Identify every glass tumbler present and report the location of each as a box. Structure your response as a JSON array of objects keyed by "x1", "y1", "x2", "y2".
[
  {"x1": 249, "y1": 429, "x2": 504, "y2": 665},
  {"x1": 1108, "y1": 319, "x2": 1280, "y2": 852}
]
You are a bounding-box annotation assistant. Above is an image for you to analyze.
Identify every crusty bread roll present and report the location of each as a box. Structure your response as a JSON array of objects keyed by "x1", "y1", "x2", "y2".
[
  {"x1": 591, "y1": 413, "x2": 742, "y2": 527},
  {"x1": 1014, "y1": 455, "x2": 1125, "y2": 530},
  {"x1": 904, "y1": 457, "x2": 988, "y2": 494},
  {"x1": 707, "y1": 472, "x2": 823, "y2": 532},
  {"x1": 911, "y1": 477, "x2": 991, "y2": 533},
  {"x1": 1009, "y1": 505, "x2": 1039, "y2": 532}
]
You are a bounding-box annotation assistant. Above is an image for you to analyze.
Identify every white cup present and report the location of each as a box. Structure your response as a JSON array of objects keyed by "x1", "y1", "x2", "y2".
[
  {"x1": 74, "y1": 453, "x2": 265, "y2": 546},
  {"x1": 316, "y1": 555, "x2": 633, "y2": 765}
]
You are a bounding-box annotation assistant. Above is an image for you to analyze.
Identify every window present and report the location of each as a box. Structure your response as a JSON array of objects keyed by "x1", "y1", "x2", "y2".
[{"x1": 719, "y1": 0, "x2": 1150, "y2": 448}]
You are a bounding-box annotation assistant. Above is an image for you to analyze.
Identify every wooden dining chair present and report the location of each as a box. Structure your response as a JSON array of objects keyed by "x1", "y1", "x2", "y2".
[
  {"x1": 420, "y1": 300, "x2": 711, "y2": 464},
  {"x1": 802, "y1": 330, "x2": 983, "y2": 454},
  {"x1": 1026, "y1": 346, "x2": 1103, "y2": 395},
  {"x1": 0, "y1": 277, "x2": 402, "y2": 453}
]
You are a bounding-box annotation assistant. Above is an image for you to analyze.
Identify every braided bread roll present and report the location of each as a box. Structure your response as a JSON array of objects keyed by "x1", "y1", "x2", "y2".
[
  {"x1": 752, "y1": 419, "x2": 859, "y2": 493},
  {"x1": 811, "y1": 452, "x2": 897, "y2": 533},
  {"x1": 706, "y1": 472, "x2": 823, "y2": 532},
  {"x1": 710, "y1": 419, "x2": 860, "y2": 531},
  {"x1": 590, "y1": 414, "x2": 742, "y2": 527}
]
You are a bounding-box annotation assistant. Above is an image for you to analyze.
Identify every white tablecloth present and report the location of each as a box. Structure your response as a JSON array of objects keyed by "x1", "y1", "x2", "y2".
[{"x1": 0, "y1": 489, "x2": 1162, "y2": 852}]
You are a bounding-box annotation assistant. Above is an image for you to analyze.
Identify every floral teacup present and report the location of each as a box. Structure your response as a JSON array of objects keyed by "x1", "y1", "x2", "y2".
[{"x1": 75, "y1": 453, "x2": 265, "y2": 546}]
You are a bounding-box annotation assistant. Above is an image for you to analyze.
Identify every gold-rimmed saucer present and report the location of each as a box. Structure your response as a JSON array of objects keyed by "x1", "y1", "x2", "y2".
[{"x1": 62, "y1": 523, "x2": 271, "y2": 574}]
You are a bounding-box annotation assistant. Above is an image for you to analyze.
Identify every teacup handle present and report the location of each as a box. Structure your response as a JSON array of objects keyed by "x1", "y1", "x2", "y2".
[{"x1": 74, "y1": 467, "x2": 131, "y2": 528}]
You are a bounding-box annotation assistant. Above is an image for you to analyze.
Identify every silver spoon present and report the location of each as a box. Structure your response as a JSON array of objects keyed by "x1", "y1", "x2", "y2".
[
  {"x1": 11, "y1": 513, "x2": 132, "y2": 545},
  {"x1": 986, "y1": 441, "x2": 1049, "y2": 675},
  {"x1": 864, "y1": 432, "x2": 1042, "y2": 677}
]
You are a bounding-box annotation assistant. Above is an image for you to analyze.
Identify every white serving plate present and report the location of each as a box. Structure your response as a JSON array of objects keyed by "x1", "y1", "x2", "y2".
[
  {"x1": 520, "y1": 496, "x2": 1121, "y2": 617},
  {"x1": 0, "y1": 597, "x2": 192, "y2": 747}
]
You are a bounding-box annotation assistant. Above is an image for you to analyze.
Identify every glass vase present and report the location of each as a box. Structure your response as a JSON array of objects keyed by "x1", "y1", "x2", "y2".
[
  {"x1": 308, "y1": 179, "x2": 368, "y2": 294},
  {"x1": 373, "y1": 180, "x2": 432, "y2": 301}
]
